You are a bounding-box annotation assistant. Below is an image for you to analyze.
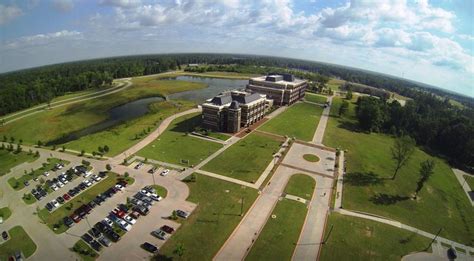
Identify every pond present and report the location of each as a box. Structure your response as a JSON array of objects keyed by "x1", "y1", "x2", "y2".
[
  {"x1": 48, "y1": 96, "x2": 164, "y2": 145},
  {"x1": 167, "y1": 76, "x2": 248, "y2": 102}
]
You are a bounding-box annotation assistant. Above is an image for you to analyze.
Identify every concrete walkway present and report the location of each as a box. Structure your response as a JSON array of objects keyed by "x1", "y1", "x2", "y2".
[
  {"x1": 195, "y1": 169, "x2": 258, "y2": 189},
  {"x1": 312, "y1": 95, "x2": 333, "y2": 145},
  {"x1": 334, "y1": 151, "x2": 344, "y2": 209},
  {"x1": 452, "y1": 168, "x2": 474, "y2": 206}
]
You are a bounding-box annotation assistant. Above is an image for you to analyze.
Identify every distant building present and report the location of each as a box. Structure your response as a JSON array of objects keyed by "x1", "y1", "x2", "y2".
[
  {"x1": 201, "y1": 90, "x2": 272, "y2": 133},
  {"x1": 246, "y1": 74, "x2": 308, "y2": 105}
]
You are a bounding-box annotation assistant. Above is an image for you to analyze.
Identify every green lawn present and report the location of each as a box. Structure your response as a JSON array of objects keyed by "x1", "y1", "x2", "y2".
[
  {"x1": 8, "y1": 158, "x2": 68, "y2": 190},
  {"x1": 323, "y1": 96, "x2": 474, "y2": 245},
  {"x1": 320, "y1": 213, "x2": 432, "y2": 261},
  {"x1": 246, "y1": 199, "x2": 308, "y2": 261},
  {"x1": 464, "y1": 175, "x2": 474, "y2": 190},
  {"x1": 202, "y1": 133, "x2": 282, "y2": 183},
  {"x1": 0, "y1": 78, "x2": 206, "y2": 146},
  {"x1": 259, "y1": 102, "x2": 323, "y2": 141},
  {"x1": 151, "y1": 185, "x2": 168, "y2": 198},
  {"x1": 71, "y1": 240, "x2": 98, "y2": 261},
  {"x1": 0, "y1": 207, "x2": 12, "y2": 221},
  {"x1": 305, "y1": 93, "x2": 328, "y2": 104},
  {"x1": 38, "y1": 172, "x2": 134, "y2": 234},
  {"x1": 137, "y1": 113, "x2": 223, "y2": 166},
  {"x1": 0, "y1": 226, "x2": 37, "y2": 260},
  {"x1": 284, "y1": 174, "x2": 316, "y2": 200},
  {"x1": 0, "y1": 149, "x2": 38, "y2": 176},
  {"x1": 64, "y1": 100, "x2": 196, "y2": 156},
  {"x1": 156, "y1": 174, "x2": 259, "y2": 260},
  {"x1": 22, "y1": 193, "x2": 37, "y2": 205}
]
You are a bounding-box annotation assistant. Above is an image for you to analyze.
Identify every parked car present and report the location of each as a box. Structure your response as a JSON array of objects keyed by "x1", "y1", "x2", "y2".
[
  {"x1": 51, "y1": 199, "x2": 60, "y2": 208},
  {"x1": 117, "y1": 204, "x2": 129, "y2": 213},
  {"x1": 88, "y1": 201, "x2": 97, "y2": 209},
  {"x1": 123, "y1": 215, "x2": 136, "y2": 225},
  {"x1": 90, "y1": 240, "x2": 102, "y2": 252},
  {"x1": 142, "y1": 242, "x2": 158, "y2": 253},
  {"x1": 45, "y1": 203, "x2": 54, "y2": 212},
  {"x1": 150, "y1": 193, "x2": 162, "y2": 202},
  {"x1": 81, "y1": 233, "x2": 94, "y2": 244},
  {"x1": 130, "y1": 211, "x2": 141, "y2": 220},
  {"x1": 142, "y1": 196, "x2": 154, "y2": 205},
  {"x1": 160, "y1": 169, "x2": 170, "y2": 176},
  {"x1": 63, "y1": 216, "x2": 74, "y2": 227},
  {"x1": 112, "y1": 208, "x2": 126, "y2": 218},
  {"x1": 94, "y1": 222, "x2": 108, "y2": 232},
  {"x1": 176, "y1": 210, "x2": 189, "y2": 219},
  {"x1": 63, "y1": 193, "x2": 71, "y2": 201},
  {"x1": 43, "y1": 171, "x2": 49, "y2": 177},
  {"x1": 148, "y1": 167, "x2": 157, "y2": 174},
  {"x1": 161, "y1": 225, "x2": 175, "y2": 234},
  {"x1": 51, "y1": 184, "x2": 58, "y2": 191},
  {"x1": 23, "y1": 181, "x2": 30, "y2": 187},
  {"x1": 56, "y1": 196, "x2": 65, "y2": 204},
  {"x1": 134, "y1": 162, "x2": 143, "y2": 170},
  {"x1": 152, "y1": 229, "x2": 168, "y2": 240},
  {"x1": 98, "y1": 236, "x2": 111, "y2": 247},
  {"x1": 115, "y1": 219, "x2": 132, "y2": 231},
  {"x1": 102, "y1": 218, "x2": 113, "y2": 228},
  {"x1": 70, "y1": 214, "x2": 81, "y2": 223},
  {"x1": 103, "y1": 229, "x2": 121, "y2": 242},
  {"x1": 133, "y1": 205, "x2": 149, "y2": 216},
  {"x1": 89, "y1": 227, "x2": 102, "y2": 238},
  {"x1": 115, "y1": 184, "x2": 124, "y2": 191}
]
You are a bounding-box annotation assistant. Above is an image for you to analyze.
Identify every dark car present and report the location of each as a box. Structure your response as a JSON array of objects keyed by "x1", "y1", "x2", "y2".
[
  {"x1": 89, "y1": 227, "x2": 102, "y2": 238},
  {"x1": 39, "y1": 189, "x2": 47, "y2": 197},
  {"x1": 103, "y1": 230, "x2": 121, "y2": 242},
  {"x1": 176, "y1": 210, "x2": 189, "y2": 219},
  {"x1": 70, "y1": 214, "x2": 81, "y2": 223},
  {"x1": 98, "y1": 171, "x2": 107, "y2": 178},
  {"x1": 57, "y1": 196, "x2": 65, "y2": 204},
  {"x1": 93, "y1": 198, "x2": 102, "y2": 206},
  {"x1": 98, "y1": 236, "x2": 111, "y2": 247},
  {"x1": 88, "y1": 201, "x2": 97, "y2": 209},
  {"x1": 142, "y1": 242, "x2": 158, "y2": 253},
  {"x1": 133, "y1": 205, "x2": 149, "y2": 216},
  {"x1": 78, "y1": 183, "x2": 87, "y2": 190},
  {"x1": 447, "y1": 248, "x2": 457, "y2": 260},
  {"x1": 161, "y1": 225, "x2": 175, "y2": 234},
  {"x1": 94, "y1": 222, "x2": 108, "y2": 232},
  {"x1": 63, "y1": 216, "x2": 74, "y2": 227},
  {"x1": 2, "y1": 231, "x2": 8, "y2": 240},
  {"x1": 81, "y1": 233, "x2": 94, "y2": 244},
  {"x1": 45, "y1": 203, "x2": 54, "y2": 212},
  {"x1": 90, "y1": 240, "x2": 102, "y2": 252},
  {"x1": 23, "y1": 180, "x2": 30, "y2": 187},
  {"x1": 117, "y1": 204, "x2": 129, "y2": 213}
]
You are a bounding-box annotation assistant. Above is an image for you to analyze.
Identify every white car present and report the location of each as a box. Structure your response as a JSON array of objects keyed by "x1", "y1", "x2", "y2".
[
  {"x1": 84, "y1": 171, "x2": 92, "y2": 178},
  {"x1": 140, "y1": 190, "x2": 152, "y2": 197},
  {"x1": 60, "y1": 178, "x2": 68, "y2": 184},
  {"x1": 160, "y1": 169, "x2": 170, "y2": 176},
  {"x1": 51, "y1": 184, "x2": 58, "y2": 191},
  {"x1": 115, "y1": 219, "x2": 132, "y2": 231},
  {"x1": 115, "y1": 184, "x2": 124, "y2": 191},
  {"x1": 92, "y1": 175, "x2": 101, "y2": 182},
  {"x1": 56, "y1": 182, "x2": 64, "y2": 188},
  {"x1": 43, "y1": 172, "x2": 49, "y2": 177},
  {"x1": 152, "y1": 229, "x2": 168, "y2": 240},
  {"x1": 83, "y1": 180, "x2": 92, "y2": 187},
  {"x1": 102, "y1": 218, "x2": 113, "y2": 227},
  {"x1": 51, "y1": 199, "x2": 60, "y2": 208},
  {"x1": 123, "y1": 214, "x2": 136, "y2": 225}
]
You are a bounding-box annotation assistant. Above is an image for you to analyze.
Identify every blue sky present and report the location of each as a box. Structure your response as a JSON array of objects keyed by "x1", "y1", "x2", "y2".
[{"x1": 0, "y1": 0, "x2": 473, "y2": 97}]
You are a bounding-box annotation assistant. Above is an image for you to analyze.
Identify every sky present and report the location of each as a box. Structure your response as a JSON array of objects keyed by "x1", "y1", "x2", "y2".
[{"x1": 0, "y1": 0, "x2": 473, "y2": 97}]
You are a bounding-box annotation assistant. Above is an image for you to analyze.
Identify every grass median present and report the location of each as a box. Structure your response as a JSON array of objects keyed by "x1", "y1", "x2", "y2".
[
  {"x1": 38, "y1": 172, "x2": 134, "y2": 234},
  {"x1": 156, "y1": 174, "x2": 258, "y2": 260},
  {"x1": 202, "y1": 132, "x2": 282, "y2": 183},
  {"x1": 0, "y1": 149, "x2": 38, "y2": 176},
  {"x1": 320, "y1": 213, "x2": 432, "y2": 261},
  {"x1": 305, "y1": 93, "x2": 328, "y2": 104},
  {"x1": 284, "y1": 174, "x2": 316, "y2": 200},
  {"x1": 246, "y1": 199, "x2": 308, "y2": 261},
  {"x1": 0, "y1": 226, "x2": 37, "y2": 260},
  {"x1": 259, "y1": 102, "x2": 323, "y2": 141},
  {"x1": 0, "y1": 207, "x2": 12, "y2": 221}
]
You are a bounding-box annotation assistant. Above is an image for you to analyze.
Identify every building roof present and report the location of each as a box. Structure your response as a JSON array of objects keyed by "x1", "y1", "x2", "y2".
[
  {"x1": 210, "y1": 94, "x2": 232, "y2": 105},
  {"x1": 232, "y1": 92, "x2": 262, "y2": 104},
  {"x1": 250, "y1": 74, "x2": 305, "y2": 85},
  {"x1": 229, "y1": 100, "x2": 240, "y2": 109}
]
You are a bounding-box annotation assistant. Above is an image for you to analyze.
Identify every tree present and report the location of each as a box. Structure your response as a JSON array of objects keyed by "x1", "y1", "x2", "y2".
[
  {"x1": 80, "y1": 150, "x2": 85, "y2": 156},
  {"x1": 82, "y1": 160, "x2": 90, "y2": 166},
  {"x1": 414, "y1": 160, "x2": 435, "y2": 199},
  {"x1": 2, "y1": 135, "x2": 7, "y2": 142},
  {"x1": 103, "y1": 145, "x2": 109, "y2": 153},
  {"x1": 98, "y1": 146, "x2": 104, "y2": 154},
  {"x1": 106, "y1": 164, "x2": 112, "y2": 172},
  {"x1": 390, "y1": 135, "x2": 416, "y2": 180},
  {"x1": 61, "y1": 146, "x2": 66, "y2": 152},
  {"x1": 174, "y1": 243, "x2": 185, "y2": 258},
  {"x1": 37, "y1": 140, "x2": 42, "y2": 147},
  {"x1": 34, "y1": 151, "x2": 40, "y2": 157},
  {"x1": 338, "y1": 100, "x2": 349, "y2": 116},
  {"x1": 10, "y1": 137, "x2": 15, "y2": 143},
  {"x1": 346, "y1": 89, "x2": 353, "y2": 100}
]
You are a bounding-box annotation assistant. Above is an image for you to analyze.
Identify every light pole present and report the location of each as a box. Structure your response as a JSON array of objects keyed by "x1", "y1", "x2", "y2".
[{"x1": 322, "y1": 225, "x2": 334, "y2": 245}]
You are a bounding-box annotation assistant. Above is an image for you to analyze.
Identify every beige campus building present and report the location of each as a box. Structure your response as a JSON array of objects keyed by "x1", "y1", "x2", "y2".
[{"x1": 246, "y1": 74, "x2": 307, "y2": 106}]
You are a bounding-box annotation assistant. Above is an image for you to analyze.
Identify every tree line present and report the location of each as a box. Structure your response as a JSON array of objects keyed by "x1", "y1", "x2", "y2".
[{"x1": 353, "y1": 94, "x2": 473, "y2": 169}]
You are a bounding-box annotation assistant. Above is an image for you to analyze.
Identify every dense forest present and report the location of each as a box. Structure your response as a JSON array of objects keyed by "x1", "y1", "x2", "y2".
[
  {"x1": 355, "y1": 95, "x2": 473, "y2": 169},
  {"x1": 1, "y1": 53, "x2": 472, "y2": 116}
]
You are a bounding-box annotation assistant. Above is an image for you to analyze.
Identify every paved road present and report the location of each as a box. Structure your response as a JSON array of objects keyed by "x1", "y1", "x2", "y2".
[{"x1": 312, "y1": 95, "x2": 333, "y2": 145}]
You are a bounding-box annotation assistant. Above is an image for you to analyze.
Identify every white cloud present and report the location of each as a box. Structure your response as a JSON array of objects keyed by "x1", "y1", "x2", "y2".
[
  {"x1": 0, "y1": 4, "x2": 23, "y2": 25},
  {"x1": 99, "y1": 0, "x2": 142, "y2": 8},
  {"x1": 3, "y1": 30, "x2": 83, "y2": 50},
  {"x1": 52, "y1": 0, "x2": 74, "y2": 12}
]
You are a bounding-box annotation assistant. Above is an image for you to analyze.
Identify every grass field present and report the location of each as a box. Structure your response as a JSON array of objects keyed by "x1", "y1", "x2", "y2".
[
  {"x1": 64, "y1": 100, "x2": 196, "y2": 156},
  {"x1": 22, "y1": 193, "x2": 37, "y2": 205},
  {"x1": 246, "y1": 199, "x2": 308, "y2": 261},
  {"x1": 202, "y1": 133, "x2": 282, "y2": 183},
  {"x1": 284, "y1": 174, "x2": 316, "y2": 200},
  {"x1": 320, "y1": 213, "x2": 432, "y2": 261},
  {"x1": 323, "y1": 96, "x2": 474, "y2": 245},
  {"x1": 327, "y1": 78, "x2": 345, "y2": 91},
  {"x1": 0, "y1": 150, "x2": 38, "y2": 176},
  {"x1": 179, "y1": 71, "x2": 258, "y2": 79},
  {"x1": 0, "y1": 226, "x2": 37, "y2": 260},
  {"x1": 71, "y1": 240, "x2": 98, "y2": 261},
  {"x1": 8, "y1": 158, "x2": 67, "y2": 190},
  {"x1": 0, "y1": 78, "x2": 206, "y2": 146},
  {"x1": 156, "y1": 174, "x2": 259, "y2": 260},
  {"x1": 259, "y1": 102, "x2": 323, "y2": 141},
  {"x1": 305, "y1": 93, "x2": 328, "y2": 104},
  {"x1": 38, "y1": 172, "x2": 134, "y2": 234},
  {"x1": 137, "y1": 113, "x2": 223, "y2": 166},
  {"x1": 0, "y1": 207, "x2": 12, "y2": 221}
]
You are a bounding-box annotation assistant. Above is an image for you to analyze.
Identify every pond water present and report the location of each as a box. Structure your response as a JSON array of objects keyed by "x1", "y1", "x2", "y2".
[
  {"x1": 48, "y1": 96, "x2": 164, "y2": 145},
  {"x1": 167, "y1": 76, "x2": 248, "y2": 102},
  {"x1": 49, "y1": 76, "x2": 248, "y2": 145}
]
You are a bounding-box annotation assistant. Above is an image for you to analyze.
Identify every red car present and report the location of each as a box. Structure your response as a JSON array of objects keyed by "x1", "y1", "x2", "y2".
[
  {"x1": 70, "y1": 214, "x2": 81, "y2": 223},
  {"x1": 112, "y1": 208, "x2": 126, "y2": 218},
  {"x1": 63, "y1": 193, "x2": 71, "y2": 201},
  {"x1": 161, "y1": 225, "x2": 175, "y2": 234}
]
